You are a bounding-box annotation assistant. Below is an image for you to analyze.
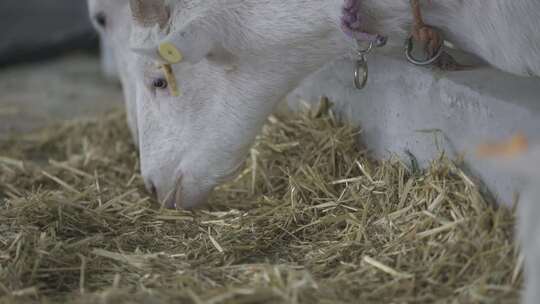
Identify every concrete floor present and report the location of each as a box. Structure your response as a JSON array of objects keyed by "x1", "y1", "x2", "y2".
[{"x1": 0, "y1": 53, "x2": 123, "y2": 139}]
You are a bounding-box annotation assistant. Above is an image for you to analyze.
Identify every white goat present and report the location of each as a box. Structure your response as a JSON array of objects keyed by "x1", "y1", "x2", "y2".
[
  {"x1": 478, "y1": 135, "x2": 540, "y2": 304},
  {"x1": 87, "y1": 0, "x2": 140, "y2": 145},
  {"x1": 126, "y1": 0, "x2": 540, "y2": 208}
]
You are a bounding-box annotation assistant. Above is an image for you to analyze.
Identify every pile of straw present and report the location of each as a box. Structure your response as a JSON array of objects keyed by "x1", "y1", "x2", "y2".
[{"x1": 0, "y1": 101, "x2": 520, "y2": 303}]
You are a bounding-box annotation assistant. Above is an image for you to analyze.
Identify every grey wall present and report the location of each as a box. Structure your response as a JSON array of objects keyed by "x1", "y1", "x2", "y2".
[{"x1": 0, "y1": 0, "x2": 97, "y2": 66}]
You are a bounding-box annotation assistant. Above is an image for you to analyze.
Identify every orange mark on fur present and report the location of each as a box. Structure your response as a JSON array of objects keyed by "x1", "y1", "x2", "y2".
[{"x1": 477, "y1": 133, "x2": 529, "y2": 158}]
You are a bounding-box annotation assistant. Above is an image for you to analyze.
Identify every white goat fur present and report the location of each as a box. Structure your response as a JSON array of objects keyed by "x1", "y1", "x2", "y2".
[
  {"x1": 519, "y1": 161, "x2": 540, "y2": 304},
  {"x1": 87, "y1": 0, "x2": 139, "y2": 145},
  {"x1": 482, "y1": 147, "x2": 540, "y2": 304}
]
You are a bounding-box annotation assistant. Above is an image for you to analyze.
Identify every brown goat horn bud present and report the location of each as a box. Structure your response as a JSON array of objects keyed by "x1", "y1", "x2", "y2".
[{"x1": 129, "y1": 0, "x2": 170, "y2": 29}]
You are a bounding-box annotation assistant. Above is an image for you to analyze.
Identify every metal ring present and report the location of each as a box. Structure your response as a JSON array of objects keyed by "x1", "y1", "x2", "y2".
[
  {"x1": 354, "y1": 56, "x2": 368, "y2": 90},
  {"x1": 404, "y1": 35, "x2": 444, "y2": 66},
  {"x1": 356, "y1": 40, "x2": 374, "y2": 56}
]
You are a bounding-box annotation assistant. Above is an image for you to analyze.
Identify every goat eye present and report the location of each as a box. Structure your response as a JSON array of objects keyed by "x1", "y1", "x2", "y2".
[
  {"x1": 95, "y1": 12, "x2": 107, "y2": 28},
  {"x1": 152, "y1": 78, "x2": 168, "y2": 89}
]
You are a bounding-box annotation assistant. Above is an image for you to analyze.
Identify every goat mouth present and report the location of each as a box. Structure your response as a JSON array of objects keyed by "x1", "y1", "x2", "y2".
[
  {"x1": 159, "y1": 163, "x2": 245, "y2": 210},
  {"x1": 173, "y1": 175, "x2": 184, "y2": 210},
  {"x1": 159, "y1": 175, "x2": 183, "y2": 210}
]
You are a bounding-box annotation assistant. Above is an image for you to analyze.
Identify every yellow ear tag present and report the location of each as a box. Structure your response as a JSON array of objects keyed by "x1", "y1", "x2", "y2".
[
  {"x1": 158, "y1": 42, "x2": 183, "y2": 64},
  {"x1": 161, "y1": 64, "x2": 181, "y2": 97}
]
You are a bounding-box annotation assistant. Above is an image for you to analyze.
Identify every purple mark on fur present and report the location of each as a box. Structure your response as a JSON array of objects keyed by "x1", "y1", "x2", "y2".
[{"x1": 341, "y1": 0, "x2": 387, "y2": 46}]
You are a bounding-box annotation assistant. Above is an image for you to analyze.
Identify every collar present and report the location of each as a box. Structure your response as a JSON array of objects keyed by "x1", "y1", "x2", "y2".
[{"x1": 341, "y1": 0, "x2": 387, "y2": 47}]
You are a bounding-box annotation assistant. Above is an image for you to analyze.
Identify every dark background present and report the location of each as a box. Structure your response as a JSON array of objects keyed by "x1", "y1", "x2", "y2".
[
  {"x1": 0, "y1": 0, "x2": 97, "y2": 67},
  {"x1": 0, "y1": 1, "x2": 122, "y2": 139}
]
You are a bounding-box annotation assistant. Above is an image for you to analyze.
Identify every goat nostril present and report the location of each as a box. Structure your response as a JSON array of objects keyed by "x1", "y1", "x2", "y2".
[
  {"x1": 148, "y1": 182, "x2": 157, "y2": 198},
  {"x1": 94, "y1": 12, "x2": 107, "y2": 28}
]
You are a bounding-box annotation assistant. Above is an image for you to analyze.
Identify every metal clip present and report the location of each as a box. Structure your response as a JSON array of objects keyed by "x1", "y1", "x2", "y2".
[
  {"x1": 404, "y1": 34, "x2": 444, "y2": 66},
  {"x1": 353, "y1": 41, "x2": 373, "y2": 90}
]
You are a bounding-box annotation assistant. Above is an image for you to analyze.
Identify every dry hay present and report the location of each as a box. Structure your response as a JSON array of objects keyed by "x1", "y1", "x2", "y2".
[{"x1": 0, "y1": 100, "x2": 521, "y2": 303}]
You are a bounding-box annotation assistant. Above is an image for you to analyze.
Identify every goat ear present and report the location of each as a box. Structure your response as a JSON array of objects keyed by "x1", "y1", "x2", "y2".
[
  {"x1": 129, "y1": 0, "x2": 170, "y2": 29},
  {"x1": 129, "y1": 2, "x2": 215, "y2": 65}
]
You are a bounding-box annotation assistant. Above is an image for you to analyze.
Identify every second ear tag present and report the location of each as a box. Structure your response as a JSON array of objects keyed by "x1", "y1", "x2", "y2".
[
  {"x1": 158, "y1": 42, "x2": 183, "y2": 64},
  {"x1": 161, "y1": 64, "x2": 181, "y2": 97}
]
